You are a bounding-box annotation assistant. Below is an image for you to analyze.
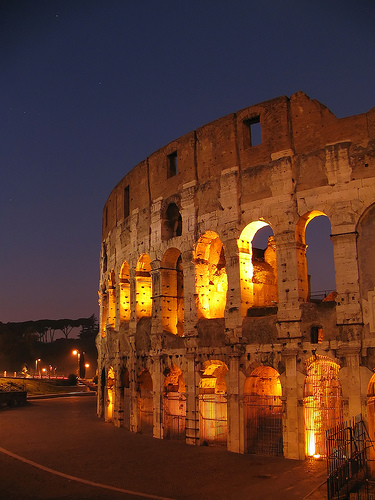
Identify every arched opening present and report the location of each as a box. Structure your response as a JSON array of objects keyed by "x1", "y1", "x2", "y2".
[
  {"x1": 304, "y1": 356, "x2": 343, "y2": 457},
  {"x1": 161, "y1": 248, "x2": 184, "y2": 335},
  {"x1": 107, "y1": 270, "x2": 116, "y2": 329},
  {"x1": 238, "y1": 221, "x2": 278, "y2": 317},
  {"x1": 357, "y1": 203, "x2": 375, "y2": 301},
  {"x1": 136, "y1": 254, "x2": 152, "y2": 319},
  {"x1": 106, "y1": 366, "x2": 115, "y2": 422},
  {"x1": 198, "y1": 360, "x2": 228, "y2": 446},
  {"x1": 194, "y1": 231, "x2": 228, "y2": 319},
  {"x1": 137, "y1": 369, "x2": 153, "y2": 435},
  {"x1": 244, "y1": 366, "x2": 283, "y2": 456},
  {"x1": 164, "y1": 203, "x2": 182, "y2": 239},
  {"x1": 119, "y1": 262, "x2": 130, "y2": 323},
  {"x1": 121, "y1": 367, "x2": 130, "y2": 429},
  {"x1": 295, "y1": 212, "x2": 336, "y2": 302},
  {"x1": 163, "y1": 365, "x2": 186, "y2": 440}
]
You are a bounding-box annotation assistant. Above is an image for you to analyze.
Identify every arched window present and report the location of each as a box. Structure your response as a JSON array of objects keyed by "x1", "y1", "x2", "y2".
[
  {"x1": 164, "y1": 203, "x2": 182, "y2": 239},
  {"x1": 161, "y1": 248, "x2": 184, "y2": 335},
  {"x1": 198, "y1": 360, "x2": 228, "y2": 446},
  {"x1": 304, "y1": 356, "x2": 343, "y2": 457},
  {"x1": 295, "y1": 211, "x2": 336, "y2": 302},
  {"x1": 194, "y1": 231, "x2": 228, "y2": 319},
  {"x1": 238, "y1": 221, "x2": 277, "y2": 317},
  {"x1": 107, "y1": 270, "x2": 116, "y2": 328},
  {"x1": 135, "y1": 255, "x2": 152, "y2": 319},
  {"x1": 244, "y1": 366, "x2": 283, "y2": 456},
  {"x1": 119, "y1": 262, "x2": 130, "y2": 323},
  {"x1": 163, "y1": 365, "x2": 186, "y2": 440}
]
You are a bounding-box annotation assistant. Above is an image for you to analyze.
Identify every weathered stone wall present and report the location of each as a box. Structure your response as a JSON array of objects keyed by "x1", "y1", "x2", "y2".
[{"x1": 97, "y1": 91, "x2": 375, "y2": 460}]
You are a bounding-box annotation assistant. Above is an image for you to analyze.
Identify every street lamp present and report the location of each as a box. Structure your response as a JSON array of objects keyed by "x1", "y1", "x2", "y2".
[
  {"x1": 35, "y1": 359, "x2": 41, "y2": 377},
  {"x1": 72, "y1": 350, "x2": 86, "y2": 378}
]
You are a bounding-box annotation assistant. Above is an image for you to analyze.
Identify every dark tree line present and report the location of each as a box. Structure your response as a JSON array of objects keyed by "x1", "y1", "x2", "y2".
[{"x1": 0, "y1": 315, "x2": 98, "y2": 373}]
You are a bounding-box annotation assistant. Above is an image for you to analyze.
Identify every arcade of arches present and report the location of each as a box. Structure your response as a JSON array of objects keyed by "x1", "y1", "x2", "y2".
[{"x1": 97, "y1": 93, "x2": 375, "y2": 460}]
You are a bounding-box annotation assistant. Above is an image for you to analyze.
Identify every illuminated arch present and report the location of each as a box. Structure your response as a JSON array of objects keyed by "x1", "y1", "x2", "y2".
[
  {"x1": 295, "y1": 211, "x2": 336, "y2": 301},
  {"x1": 119, "y1": 261, "x2": 130, "y2": 323},
  {"x1": 106, "y1": 366, "x2": 115, "y2": 422},
  {"x1": 357, "y1": 203, "x2": 375, "y2": 302},
  {"x1": 194, "y1": 231, "x2": 228, "y2": 319},
  {"x1": 135, "y1": 254, "x2": 152, "y2": 319},
  {"x1": 107, "y1": 270, "x2": 116, "y2": 328},
  {"x1": 163, "y1": 364, "x2": 186, "y2": 440},
  {"x1": 198, "y1": 360, "x2": 228, "y2": 446},
  {"x1": 137, "y1": 369, "x2": 153, "y2": 435},
  {"x1": 238, "y1": 221, "x2": 278, "y2": 316},
  {"x1": 161, "y1": 248, "x2": 184, "y2": 335},
  {"x1": 303, "y1": 356, "x2": 343, "y2": 457},
  {"x1": 243, "y1": 366, "x2": 283, "y2": 456}
]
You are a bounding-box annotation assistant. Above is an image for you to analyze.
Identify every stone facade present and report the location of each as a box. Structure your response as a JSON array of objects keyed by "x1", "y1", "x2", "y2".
[{"x1": 97, "y1": 91, "x2": 375, "y2": 460}]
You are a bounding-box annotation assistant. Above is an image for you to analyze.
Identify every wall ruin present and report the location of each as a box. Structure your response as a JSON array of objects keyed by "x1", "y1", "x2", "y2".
[{"x1": 97, "y1": 91, "x2": 375, "y2": 460}]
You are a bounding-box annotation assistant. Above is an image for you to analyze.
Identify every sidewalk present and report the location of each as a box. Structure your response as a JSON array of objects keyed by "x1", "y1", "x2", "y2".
[{"x1": 0, "y1": 396, "x2": 328, "y2": 499}]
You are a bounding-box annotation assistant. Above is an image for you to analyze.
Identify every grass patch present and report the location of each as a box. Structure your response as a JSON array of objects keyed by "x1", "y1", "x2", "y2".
[{"x1": 0, "y1": 378, "x2": 77, "y2": 396}]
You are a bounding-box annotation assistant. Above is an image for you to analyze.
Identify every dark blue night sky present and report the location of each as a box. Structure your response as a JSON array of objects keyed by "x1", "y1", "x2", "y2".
[{"x1": 1, "y1": 1, "x2": 374, "y2": 322}]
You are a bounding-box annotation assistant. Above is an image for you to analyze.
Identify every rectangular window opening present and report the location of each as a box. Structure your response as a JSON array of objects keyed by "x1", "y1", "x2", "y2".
[
  {"x1": 244, "y1": 116, "x2": 262, "y2": 147},
  {"x1": 168, "y1": 151, "x2": 178, "y2": 178},
  {"x1": 124, "y1": 185, "x2": 130, "y2": 218}
]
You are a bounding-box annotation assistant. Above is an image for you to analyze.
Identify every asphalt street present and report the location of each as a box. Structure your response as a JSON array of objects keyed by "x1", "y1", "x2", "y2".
[{"x1": 0, "y1": 395, "x2": 327, "y2": 499}]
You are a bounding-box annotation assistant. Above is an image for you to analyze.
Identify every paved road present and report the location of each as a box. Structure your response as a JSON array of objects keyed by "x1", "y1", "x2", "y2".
[{"x1": 0, "y1": 395, "x2": 327, "y2": 499}]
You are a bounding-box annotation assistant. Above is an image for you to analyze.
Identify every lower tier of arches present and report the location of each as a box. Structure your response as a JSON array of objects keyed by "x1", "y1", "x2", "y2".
[{"x1": 97, "y1": 342, "x2": 374, "y2": 460}]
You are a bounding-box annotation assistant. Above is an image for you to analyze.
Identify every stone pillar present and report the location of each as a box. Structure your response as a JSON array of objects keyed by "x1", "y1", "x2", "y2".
[
  {"x1": 282, "y1": 348, "x2": 303, "y2": 459},
  {"x1": 185, "y1": 352, "x2": 199, "y2": 445},
  {"x1": 226, "y1": 353, "x2": 240, "y2": 452},
  {"x1": 150, "y1": 259, "x2": 162, "y2": 335},
  {"x1": 275, "y1": 232, "x2": 303, "y2": 340},
  {"x1": 181, "y1": 250, "x2": 198, "y2": 336},
  {"x1": 151, "y1": 355, "x2": 163, "y2": 439},
  {"x1": 180, "y1": 181, "x2": 197, "y2": 237},
  {"x1": 150, "y1": 197, "x2": 163, "y2": 247},
  {"x1": 331, "y1": 231, "x2": 362, "y2": 328},
  {"x1": 223, "y1": 237, "x2": 242, "y2": 343},
  {"x1": 129, "y1": 352, "x2": 138, "y2": 433},
  {"x1": 128, "y1": 266, "x2": 137, "y2": 341},
  {"x1": 338, "y1": 345, "x2": 362, "y2": 419},
  {"x1": 113, "y1": 350, "x2": 123, "y2": 428}
]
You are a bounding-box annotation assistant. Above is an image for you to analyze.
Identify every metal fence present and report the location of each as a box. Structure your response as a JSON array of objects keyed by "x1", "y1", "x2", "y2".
[
  {"x1": 326, "y1": 415, "x2": 370, "y2": 499},
  {"x1": 244, "y1": 394, "x2": 283, "y2": 456}
]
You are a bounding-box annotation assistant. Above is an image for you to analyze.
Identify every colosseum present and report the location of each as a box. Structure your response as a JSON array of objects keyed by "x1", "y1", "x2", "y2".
[{"x1": 97, "y1": 91, "x2": 375, "y2": 461}]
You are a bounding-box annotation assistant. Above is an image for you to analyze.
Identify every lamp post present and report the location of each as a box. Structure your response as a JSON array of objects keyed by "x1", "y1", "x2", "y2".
[
  {"x1": 35, "y1": 358, "x2": 41, "y2": 377},
  {"x1": 72, "y1": 350, "x2": 86, "y2": 378}
]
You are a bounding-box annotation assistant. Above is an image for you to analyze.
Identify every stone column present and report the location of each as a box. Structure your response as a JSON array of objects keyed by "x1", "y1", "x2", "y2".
[
  {"x1": 275, "y1": 232, "x2": 303, "y2": 340},
  {"x1": 226, "y1": 353, "x2": 240, "y2": 452},
  {"x1": 338, "y1": 345, "x2": 362, "y2": 419},
  {"x1": 150, "y1": 259, "x2": 162, "y2": 335},
  {"x1": 151, "y1": 355, "x2": 163, "y2": 439},
  {"x1": 181, "y1": 250, "x2": 198, "y2": 336},
  {"x1": 113, "y1": 349, "x2": 123, "y2": 428},
  {"x1": 331, "y1": 231, "x2": 362, "y2": 328},
  {"x1": 282, "y1": 348, "x2": 303, "y2": 459},
  {"x1": 185, "y1": 352, "x2": 199, "y2": 445},
  {"x1": 129, "y1": 352, "x2": 138, "y2": 433},
  {"x1": 223, "y1": 237, "x2": 242, "y2": 343}
]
